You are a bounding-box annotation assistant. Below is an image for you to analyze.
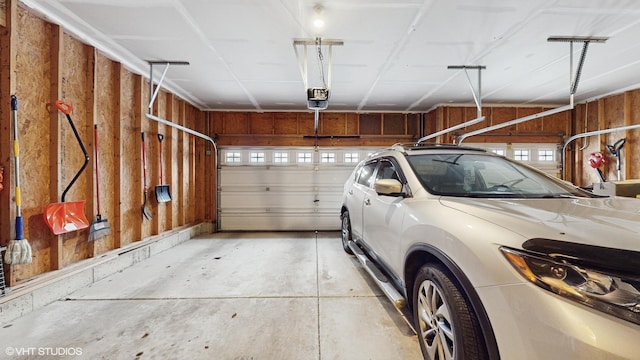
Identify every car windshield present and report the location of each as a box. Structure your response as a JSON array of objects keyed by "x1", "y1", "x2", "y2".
[{"x1": 407, "y1": 153, "x2": 596, "y2": 198}]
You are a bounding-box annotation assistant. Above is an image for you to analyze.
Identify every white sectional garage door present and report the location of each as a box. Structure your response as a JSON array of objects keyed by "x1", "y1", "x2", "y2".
[{"x1": 218, "y1": 147, "x2": 376, "y2": 231}]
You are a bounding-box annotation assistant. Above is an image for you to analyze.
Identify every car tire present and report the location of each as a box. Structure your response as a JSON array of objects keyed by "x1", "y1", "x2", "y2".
[
  {"x1": 341, "y1": 210, "x2": 354, "y2": 255},
  {"x1": 413, "y1": 264, "x2": 488, "y2": 360}
]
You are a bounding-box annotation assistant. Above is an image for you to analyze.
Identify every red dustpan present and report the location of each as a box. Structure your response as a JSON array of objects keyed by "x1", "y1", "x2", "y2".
[{"x1": 44, "y1": 100, "x2": 90, "y2": 235}]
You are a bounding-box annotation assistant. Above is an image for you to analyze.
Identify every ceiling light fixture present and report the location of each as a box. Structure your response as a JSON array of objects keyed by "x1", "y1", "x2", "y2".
[{"x1": 312, "y1": 4, "x2": 325, "y2": 29}]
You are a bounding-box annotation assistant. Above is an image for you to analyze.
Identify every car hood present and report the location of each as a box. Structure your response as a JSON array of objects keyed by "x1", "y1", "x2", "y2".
[{"x1": 440, "y1": 196, "x2": 640, "y2": 251}]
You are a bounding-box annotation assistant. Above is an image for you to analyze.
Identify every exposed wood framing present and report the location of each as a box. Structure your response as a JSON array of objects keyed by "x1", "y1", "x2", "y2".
[{"x1": 0, "y1": 0, "x2": 16, "y2": 285}]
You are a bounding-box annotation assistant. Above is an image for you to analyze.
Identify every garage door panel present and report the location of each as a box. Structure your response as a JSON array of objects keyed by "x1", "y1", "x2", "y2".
[
  {"x1": 218, "y1": 147, "x2": 376, "y2": 231},
  {"x1": 220, "y1": 167, "x2": 353, "y2": 186},
  {"x1": 219, "y1": 212, "x2": 338, "y2": 231},
  {"x1": 219, "y1": 192, "x2": 343, "y2": 210}
]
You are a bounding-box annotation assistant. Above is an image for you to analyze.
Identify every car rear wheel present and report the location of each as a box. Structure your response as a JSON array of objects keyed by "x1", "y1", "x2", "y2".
[
  {"x1": 413, "y1": 264, "x2": 487, "y2": 360},
  {"x1": 341, "y1": 211, "x2": 354, "y2": 255}
]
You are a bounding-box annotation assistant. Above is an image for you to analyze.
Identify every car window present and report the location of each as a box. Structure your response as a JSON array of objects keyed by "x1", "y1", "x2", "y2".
[
  {"x1": 356, "y1": 161, "x2": 377, "y2": 187},
  {"x1": 375, "y1": 160, "x2": 401, "y2": 181},
  {"x1": 407, "y1": 153, "x2": 595, "y2": 198}
]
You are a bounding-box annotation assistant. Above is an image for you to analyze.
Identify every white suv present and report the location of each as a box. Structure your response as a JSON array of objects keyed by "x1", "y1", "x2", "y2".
[{"x1": 341, "y1": 144, "x2": 640, "y2": 360}]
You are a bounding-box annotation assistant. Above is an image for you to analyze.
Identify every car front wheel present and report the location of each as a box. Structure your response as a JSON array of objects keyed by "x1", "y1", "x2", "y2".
[
  {"x1": 341, "y1": 210, "x2": 354, "y2": 255},
  {"x1": 413, "y1": 264, "x2": 487, "y2": 360}
]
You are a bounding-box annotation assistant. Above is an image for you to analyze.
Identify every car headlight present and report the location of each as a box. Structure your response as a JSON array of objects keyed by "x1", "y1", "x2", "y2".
[{"x1": 501, "y1": 246, "x2": 640, "y2": 325}]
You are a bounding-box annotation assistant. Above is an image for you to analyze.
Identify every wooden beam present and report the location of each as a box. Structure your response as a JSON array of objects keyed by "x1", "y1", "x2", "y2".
[
  {"x1": 177, "y1": 100, "x2": 185, "y2": 226},
  {"x1": 88, "y1": 47, "x2": 98, "y2": 258},
  {"x1": 624, "y1": 91, "x2": 632, "y2": 180},
  {"x1": 165, "y1": 93, "x2": 174, "y2": 229},
  {"x1": 0, "y1": 0, "x2": 7, "y2": 28},
  {"x1": 598, "y1": 98, "x2": 607, "y2": 177},
  {"x1": 113, "y1": 62, "x2": 123, "y2": 248},
  {"x1": 0, "y1": 0, "x2": 17, "y2": 285},
  {"x1": 48, "y1": 24, "x2": 63, "y2": 271},
  {"x1": 135, "y1": 74, "x2": 151, "y2": 240}
]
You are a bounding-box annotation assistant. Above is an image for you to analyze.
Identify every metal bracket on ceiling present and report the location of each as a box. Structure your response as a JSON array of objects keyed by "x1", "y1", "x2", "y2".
[
  {"x1": 293, "y1": 38, "x2": 343, "y2": 143},
  {"x1": 147, "y1": 60, "x2": 190, "y2": 114},
  {"x1": 416, "y1": 65, "x2": 486, "y2": 144},
  {"x1": 293, "y1": 37, "x2": 343, "y2": 91},
  {"x1": 456, "y1": 36, "x2": 608, "y2": 144},
  {"x1": 547, "y1": 36, "x2": 608, "y2": 96}
]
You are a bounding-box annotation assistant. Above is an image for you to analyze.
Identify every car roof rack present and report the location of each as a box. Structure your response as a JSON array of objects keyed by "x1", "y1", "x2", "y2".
[{"x1": 389, "y1": 143, "x2": 487, "y2": 154}]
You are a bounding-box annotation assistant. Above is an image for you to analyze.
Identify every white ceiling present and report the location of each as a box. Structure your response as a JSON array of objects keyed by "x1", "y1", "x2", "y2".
[{"x1": 20, "y1": 0, "x2": 640, "y2": 112}]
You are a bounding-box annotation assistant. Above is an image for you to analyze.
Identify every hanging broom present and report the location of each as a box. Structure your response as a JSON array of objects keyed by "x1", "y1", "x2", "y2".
[
  {"x1": 88, "y1": 124, "x2": 111, "y2": 242},
  {"x1": 4, "y1": 95, "x2": 32, "y2": 265}
]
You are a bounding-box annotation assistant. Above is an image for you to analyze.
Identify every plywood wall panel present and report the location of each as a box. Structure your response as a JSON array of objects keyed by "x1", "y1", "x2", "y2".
[
  {"x1": 273, "y1": 113, "x2": 298, "y2": 134},
  {"x1": 186, "y1": 106, "x2": 196, "y2": 224},
  {"x1": 2, "y1": 5, "x2": 209, "y2": 283},
  {"x1": 298, "y1": 112, "x2": 314, "y2": 135},
  {"x1": 92, "y1": 52, "x2": 117, "y2": 255},
  {"x1": 463, "y1": 108, "x2": 490, "y2": 132},
  {"x1": 192, "y1": 107, "x2": 207, "y2": 221},
  {"x1": 59, "y1": 33, "x2": 93, "y2": 267},
  {"x1": 491, "y1": 107, "x2": 517, "y2": 131},
  {"x1": 383, "y1": 114, "x2": 404, "y2": 135},
  {"x1": 627, "y1": 90, "x2": 640, "y2": 179},
  {"x1": 250, "y1": 112, "x2": 274, "y2": 134},
  {"x1": 515, "y1": 107, "x2": 543, "y2": 133},
  {"x1": 170, "y1": 96, "x2": 180, "y2": 229},
  {"x1": 445, "y1": 107, "x2": 464, "y2": 128},
  {"x1": 604, "y1": 94, "x2": 625, "y2": 128},
  {"x1": 580, "y1": 100, "x2": 605, "y2": 185},
  {"x1": 603, "y1": 94, "x2": 625, "y2": 181},
  {"x1": 321, "y1": 113, "x2": 346, "y2": 135},
  {"x1": 406, "y1": 114, "x2": 417, "y2": 138},
  {"x1": 118, "y1": 68, "x2": 139, "y2": 247},
  {"x1": 541, "y1": 110, "x2": 569, "y2": 135},
  {"x1": 12, "y1": 7, "x2": 53, "y2": 281},
  {"x1": 346, "y1": 113, "x2": 359, "y2": 134},
  {"x1": 223, "y1": 112, "x2": 249, "y2": 134},
  {"x1": 0, "y1": 0, "x2": 6, "y2": 27},
  {"x1": 141, "y1": 78, "x2": 152, "y2": 239},
  {"x1": 359, "y1": 114, "x2": 381, "y2": 135},
  {"x1": 0, "y1": 0, "x2": 13, "y2": 285},
  {"x1": 423, "y1": 109, "x2": 437, "y2": 137},
  {"x1": 155, "y1": 91, "x2": 168, "y2": 233}
]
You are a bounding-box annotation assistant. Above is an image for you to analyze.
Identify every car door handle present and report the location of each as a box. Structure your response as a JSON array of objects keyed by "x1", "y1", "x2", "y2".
[
  {"x1": 364, "y1": 198, "x2": 371, "y2": 206},
  {"x1": 348, "y1": 190, "x2": 353, "y2": 195}
]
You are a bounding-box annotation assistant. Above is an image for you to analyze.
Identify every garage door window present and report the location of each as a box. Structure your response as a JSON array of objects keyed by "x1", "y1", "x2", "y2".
[
  {"x1": 345, "y1": 152, "x2": 359, "y2": 163},
  {"x1": 250, "y1": 152, "x2": 265, "y2": 163},
  {"x1": 321, "y1": 152, "x2": 336, "y2": 163},
  {"x1": 226, "y1": 151, "x2": 241, "y2": 164},
  {"x1": 274, "y1": 152, "x2": 289, "y2": 163},
  {"x1": 538, "y1": 150, "x2": 554, "y2": 161},
  {"x1": 514, "y1": 149, "x2": 529, "y2": 161},
  {"x1": 298, "y1": 152, "x2": 313, "y2": 163}
]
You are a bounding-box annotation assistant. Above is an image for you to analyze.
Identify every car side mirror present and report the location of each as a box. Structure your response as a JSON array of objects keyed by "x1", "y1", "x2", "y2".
[{"x1": 374, "y1": 179, "x2": 406, "y2": 197}]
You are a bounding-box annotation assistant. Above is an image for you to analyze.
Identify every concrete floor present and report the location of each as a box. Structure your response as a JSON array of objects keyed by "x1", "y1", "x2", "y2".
[{"x1": 1, "y1": 232, "x2": 422, "y2": 360}]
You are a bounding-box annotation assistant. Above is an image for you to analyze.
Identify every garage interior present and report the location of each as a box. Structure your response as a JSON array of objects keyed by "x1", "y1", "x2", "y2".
[{"x1": 1, "y1": 0, "x2": 640, "y2": 358}]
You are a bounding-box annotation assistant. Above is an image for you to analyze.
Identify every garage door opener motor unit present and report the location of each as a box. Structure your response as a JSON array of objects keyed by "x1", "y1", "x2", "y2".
[{"x1": 307, "y1": 87, "x2": 329, "y2": 110}]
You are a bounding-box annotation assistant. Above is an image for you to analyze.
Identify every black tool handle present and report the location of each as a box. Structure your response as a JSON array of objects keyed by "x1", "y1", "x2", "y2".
[{"x1": 56, "y1": 100, "x2": 89, "y2": 202}]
